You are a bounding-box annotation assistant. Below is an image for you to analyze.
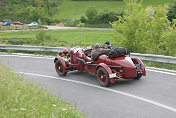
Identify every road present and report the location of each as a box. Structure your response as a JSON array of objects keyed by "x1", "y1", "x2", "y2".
[
  {"x1": 45, "y1": 26, "x2": 113, "y2": 30},
  {"x1": 0, "y1": 53, "x2": 176, "y2": 118},
  {"x1": 0, "y1": 26, "x2": 113, "y2": 32}
]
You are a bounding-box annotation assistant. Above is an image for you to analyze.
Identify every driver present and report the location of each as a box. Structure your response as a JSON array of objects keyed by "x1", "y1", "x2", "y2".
[
  {"x1": 91, "y1": 43, "x2": 108, "y2": 61},
  {"x1": 104, "y1": 41, "x2": 112, "y2": 49}
]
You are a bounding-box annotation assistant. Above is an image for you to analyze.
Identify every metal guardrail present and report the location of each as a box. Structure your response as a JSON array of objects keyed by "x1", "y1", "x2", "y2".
[
  {"x1": 1, "y1": 45, "x2": 176, "y2": 64},
  {"x1": 0, "y1": 45, "x2": 64, "y2": 52},
  {"x1": 130, "y1": 53, "x2": 176, "y2": 64}
]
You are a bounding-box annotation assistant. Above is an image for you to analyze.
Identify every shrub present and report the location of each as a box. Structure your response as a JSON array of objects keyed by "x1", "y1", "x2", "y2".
[
  {"x1": 85, "y1": 7, "x2": 123, "y2": 24},
  {"x1": 112, "y1": 0, "x2": 176, "y2": 56},
  {"x1": 167, "y1": 1, "x2": 176, "y2": 21},
  {"x1": 80, "y1": 16, "x2": 87, "y2": 23},
  {"x1": 85, "y1": 7, "x2": 98, "y2": 24},
  {"x1": 99, "y1": 9, "x2": 122, "y2": 23}
]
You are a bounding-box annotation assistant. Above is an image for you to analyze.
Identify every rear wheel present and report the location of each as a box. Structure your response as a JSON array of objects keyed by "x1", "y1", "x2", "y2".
[
  {"x1": 134, "y1": 72, "x2": 142, "y2": 79},
  {"x1": 55, "y1": 60, "x2": 67, "y2": 76},
  {"x1": 97, "y1": 67, "x2": 110, "y2": 87}
]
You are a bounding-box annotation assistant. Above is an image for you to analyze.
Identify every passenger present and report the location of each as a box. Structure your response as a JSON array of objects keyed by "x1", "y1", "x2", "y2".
[
  {"x1": 91, "y1": 43, "x2": 108, "y2": 61},
  {"x1": 104, "y1": 41, "x2": 112, "y2": 49}
]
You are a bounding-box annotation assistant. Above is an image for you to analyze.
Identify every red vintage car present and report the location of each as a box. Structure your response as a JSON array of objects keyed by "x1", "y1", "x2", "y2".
[
  {"x1": 54, "y1": 47, "x2": 146, "y2": 87},
  {"x1": 12, "y1": 21, "x2": 23, "y2": 25}
]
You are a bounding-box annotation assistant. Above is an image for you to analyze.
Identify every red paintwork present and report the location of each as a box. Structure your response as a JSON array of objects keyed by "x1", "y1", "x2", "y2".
[
  {"x1": 54, "y1": 47, "x2": 146, "y2": 84},
  {"x1": 12, "y1": 22, "x2": 23, "y2": 25}
]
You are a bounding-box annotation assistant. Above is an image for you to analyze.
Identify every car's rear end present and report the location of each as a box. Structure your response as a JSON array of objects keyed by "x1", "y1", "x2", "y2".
[{"x1": 110, "y1": 56, "x2": 146, "y2": 79}]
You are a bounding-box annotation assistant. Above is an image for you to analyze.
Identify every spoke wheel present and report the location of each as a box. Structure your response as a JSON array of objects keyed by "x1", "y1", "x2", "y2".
[
  {"x1": 97, "y1": 67, "x2": 110, "y2": 87},
  {"x1": 55, "y1": 60, "x2": 67, "y2": 76}
]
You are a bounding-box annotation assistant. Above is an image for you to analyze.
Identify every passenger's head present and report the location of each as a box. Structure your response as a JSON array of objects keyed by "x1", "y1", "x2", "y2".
[
  {"x1": 104, "y1": 41, "x2": 110, "y2": 48},
  {"x1": 94, "y1": 43, "x2": 100, "y2": 49}
]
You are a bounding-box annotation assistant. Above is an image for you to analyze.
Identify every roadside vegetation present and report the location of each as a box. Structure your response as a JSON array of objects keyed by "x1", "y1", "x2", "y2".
[
  {"x1": 0, "y1": 62, "x2": 86, "y2": 118},
  {"x1": 112, "y1": 0, "x2": 176, "y2": 57},
  {"x1": 58, "y1": 0, "x2": 173, "y2": 27},
  {"x1": 0, "y1": 0, "x2": 62, "y2": 25},
  {"x1": 144, "y1": 61, "x2": 176, "y2": 71},
  {"x1": 0, "y1": 29, "x2": 114, "y2": 47}
]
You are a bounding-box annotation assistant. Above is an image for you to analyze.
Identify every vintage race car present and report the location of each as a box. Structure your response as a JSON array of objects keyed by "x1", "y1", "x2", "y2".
[{"x1": 54, "y1": 47, "x2": 146, "y2": 87}]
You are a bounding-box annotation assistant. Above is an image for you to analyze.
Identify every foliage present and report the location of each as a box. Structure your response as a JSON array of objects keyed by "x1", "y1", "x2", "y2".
[
  {"x1": 0, "y1": 62, "x2": 86, "y2": 118},
  {"x1": 85, "y1": 7, "x2": 98, "y2": 24},
  {"x1": 112, "y1": 0, "x2": 176, "y2": 56},
  {"x1": 85, "y1": 7, "x2": 123, "y2": 24},
  {"x1": 0, "y1": 0, "x2": 62, "y2": 24},
  {"x1": 167, "y1": 0, "x2": 176, "y2": 21},
  {"x1": 80, "y1": 16, "x2": 87, "y2": 23}
]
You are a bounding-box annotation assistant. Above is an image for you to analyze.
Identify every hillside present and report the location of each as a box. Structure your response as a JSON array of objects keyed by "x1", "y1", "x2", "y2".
[
  {"x1": 0, "y1": 0, "x2": 61, "y2": 24},
  {"x1": 57, "y1": 0, "x2": 173, "y2": 20}
]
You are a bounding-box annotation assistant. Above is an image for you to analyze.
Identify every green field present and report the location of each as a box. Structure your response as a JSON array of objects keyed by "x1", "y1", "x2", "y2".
[
  {"x1": 0, "y1": 29, "x2": 115, "y2": 47},
  {"x1": 0, "y1": 62, "x2": 86, "y2": 118},
  {"x1": 57, "y1": 0, "x2": 173, "y2": 20}
]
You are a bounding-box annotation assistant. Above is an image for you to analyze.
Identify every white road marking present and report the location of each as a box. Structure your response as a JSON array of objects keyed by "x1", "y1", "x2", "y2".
[
  {"x1": 0, "y1": 54, "x2": 54, "y2": 59},
  {"x1": 146, "y1": 69, "x2": 176, "y2": 76},
  {"x1": 1, "y1": 54, "x2": 176, "y2": 76},
  {"x1": 19, "y1": 72, "x2": 176, "y2": 113},
  {"x1": 146, "y1": 67, "x2": 176, "y2": 73}
]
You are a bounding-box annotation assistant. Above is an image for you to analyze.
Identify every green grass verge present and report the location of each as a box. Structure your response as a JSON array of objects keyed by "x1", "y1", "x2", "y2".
[
  {"x1": 143, "y1": 61, "x2": 176, "y2": 71},
  {"x1": 0, "y1": 62, "x2": 86, "y2": 118},
  {"x1": 57, "y1": 0, "x2": 173, "y2": 20},
  {"x1": 0, "y1": 29, "x2": 115, "y2": 47}
]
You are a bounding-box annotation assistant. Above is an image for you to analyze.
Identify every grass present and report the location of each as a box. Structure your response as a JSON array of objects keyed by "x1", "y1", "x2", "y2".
[
  {"x1": 0, "y1": 62, "x2": 86, "y2": 118},
  {"x1": 57, "y1": 0, "x2": 173, "y2": 20},
  {"x1": 0, "y1": 29, "x2": 115, "y2": 47},
  {"x1": 143, "y1": 61, "x2": 176, "y2": 71}
]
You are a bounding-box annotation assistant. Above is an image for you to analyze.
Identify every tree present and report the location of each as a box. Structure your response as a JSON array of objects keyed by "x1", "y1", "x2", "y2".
[
  {"x1": 112, "y1": 0, "x2": 174, "y2": 55},
  {"x1": 167, "y1": 1, "x2": 176, "y2": 21}
]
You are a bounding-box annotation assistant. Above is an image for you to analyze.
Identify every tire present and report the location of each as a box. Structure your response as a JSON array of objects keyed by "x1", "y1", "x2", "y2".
[
  {"x1": 55, "y1": 60, "x2": 67, "y2": 76},
  {"x1": 97, "y1": 67, "x2": 110, "y2": 87},
  {"x1": 134, "y1": 73, "x2": 142, "y2": 79}
]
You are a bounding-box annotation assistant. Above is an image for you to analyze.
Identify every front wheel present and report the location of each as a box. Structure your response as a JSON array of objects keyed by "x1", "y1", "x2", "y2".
[
  {"x1": 97, "y1": 67, "x2": 110, "y2": 87},
  {"x1": 55, "y1": 60, "x2": 67, "y2": 76}
]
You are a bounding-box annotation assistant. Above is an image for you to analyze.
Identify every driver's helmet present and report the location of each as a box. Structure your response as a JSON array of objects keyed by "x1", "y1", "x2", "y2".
[{"x1": 94, "y1": 43, "x2": 100, "y2": 49}]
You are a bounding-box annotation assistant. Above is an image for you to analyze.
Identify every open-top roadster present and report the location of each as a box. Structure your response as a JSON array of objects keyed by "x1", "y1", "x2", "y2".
[{"x1": 54, "y1": 47, "x2": 146, "y2": 87}]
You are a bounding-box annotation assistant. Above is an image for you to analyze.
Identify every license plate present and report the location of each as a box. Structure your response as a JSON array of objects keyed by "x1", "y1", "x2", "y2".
[{"x1": 109, "y1": 73, "x2": 116, "y2": 78}]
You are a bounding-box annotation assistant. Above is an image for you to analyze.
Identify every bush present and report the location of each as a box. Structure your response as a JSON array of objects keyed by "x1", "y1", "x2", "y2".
[
  {"x1": 167, "y1": 1, "x2": 176, "y2": 21},
  {"x1": 85, "y1": 7, "x2": 98, "y2": 24},
  {"x1": 80, "y1": 16, "x2": 87, "y2": 23},
  {"x1": 99, "y1": 9, "x2": 122, "y2": 23},
  {"x1": 85, "y1": 7, "x2": 123, "y2": 24},
  {"x1": 112, "y1": 0, "x2": 176, "y2": 56}
]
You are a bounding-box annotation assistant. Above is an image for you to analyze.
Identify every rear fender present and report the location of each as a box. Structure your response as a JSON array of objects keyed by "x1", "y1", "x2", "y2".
[
  {"x1": 96, "y1": 63, "x2": 115, "y2": 84},
  {"x1": 131, "y1": 57, "x2": 146, "y2": 76},
  {"x1": 54, "y1": 56, "x2": 68, "y2": 72}
]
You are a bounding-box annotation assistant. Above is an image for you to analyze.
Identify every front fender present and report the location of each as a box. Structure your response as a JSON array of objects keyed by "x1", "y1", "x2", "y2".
[
  {"x1": 54, "y1": 56, "x2": 68, "y2": 72},
  {"x1": 96, "y1": 63, "x2": 115, "y2": 84}
]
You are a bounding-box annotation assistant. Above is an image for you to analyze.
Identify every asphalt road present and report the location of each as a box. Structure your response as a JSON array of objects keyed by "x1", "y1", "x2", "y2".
[{"x1": 0, "y1": 53, "x2": 176, "y2": 118}]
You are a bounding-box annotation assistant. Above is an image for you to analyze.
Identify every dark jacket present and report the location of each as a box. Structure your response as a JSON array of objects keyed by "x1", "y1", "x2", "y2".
[{"x1": 91, "y1": 48, "x2": 109, "y2": 61}]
